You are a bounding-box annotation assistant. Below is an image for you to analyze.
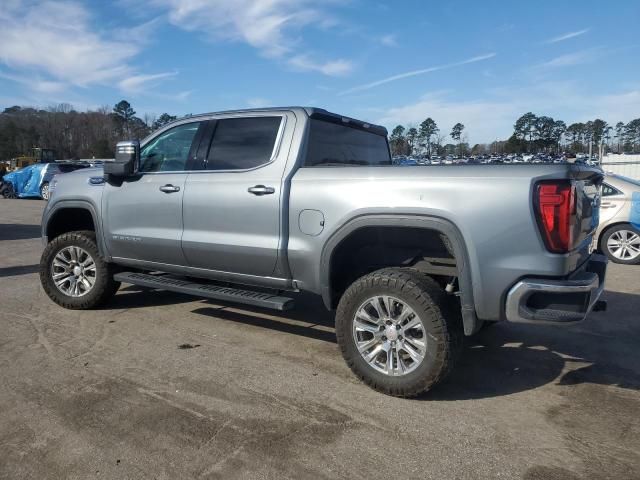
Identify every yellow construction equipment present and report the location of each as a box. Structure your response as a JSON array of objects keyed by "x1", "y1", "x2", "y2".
[{"x1": 7, "y1": 148, "x2": 56, "y2": 171}]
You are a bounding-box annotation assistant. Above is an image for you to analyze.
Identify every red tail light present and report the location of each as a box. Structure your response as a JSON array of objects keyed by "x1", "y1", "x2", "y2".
[{"x1": 535, "y1": 182, "x2": 576, "y2": 253}]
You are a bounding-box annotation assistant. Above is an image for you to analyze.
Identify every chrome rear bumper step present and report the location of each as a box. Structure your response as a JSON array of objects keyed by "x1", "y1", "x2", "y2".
[
  {"x1": 504, "y1": 253, "x2": 607, "y2": 324},
  {"x1": 114, "y1": 272, "x2": 295, "y2": 311}
]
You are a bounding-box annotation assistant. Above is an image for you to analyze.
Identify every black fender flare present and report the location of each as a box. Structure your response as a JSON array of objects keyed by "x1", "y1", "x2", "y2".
[
  {"x1": 319, "y1": 214, "x2": 479, "y2": 335},
  {"x1": 42, "y1": 200, "x2": 110, "y2": 260}
]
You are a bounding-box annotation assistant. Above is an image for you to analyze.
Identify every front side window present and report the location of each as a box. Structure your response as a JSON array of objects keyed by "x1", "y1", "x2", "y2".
[
  {"x1": 305, "y1": 119, "x2": 391, "y2": 167},
  {"x1": 139, "y1": 121, "x2": 202, "y2": 172},
  {"x1": 206, "y1": 117, "x2": 282, "y2": 170}
]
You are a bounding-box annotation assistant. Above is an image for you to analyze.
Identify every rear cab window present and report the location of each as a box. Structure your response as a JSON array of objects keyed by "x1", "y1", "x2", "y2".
[{"x1": 304, "y1": 118, "x2": 391, "y2": 167}]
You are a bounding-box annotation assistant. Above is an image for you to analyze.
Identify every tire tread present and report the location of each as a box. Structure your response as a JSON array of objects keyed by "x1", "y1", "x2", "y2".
[
  {"x1": 335, "y1": 267, "x2": 463, "y2": 398},
  {"x1": 39, "y1": 230, "x2": 119, "y2": 309}
]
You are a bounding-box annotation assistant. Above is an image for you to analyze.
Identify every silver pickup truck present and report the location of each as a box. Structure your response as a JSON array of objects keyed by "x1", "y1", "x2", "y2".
[{"x1": 39, "y1": 107, "x2": 607, "y2": 397}]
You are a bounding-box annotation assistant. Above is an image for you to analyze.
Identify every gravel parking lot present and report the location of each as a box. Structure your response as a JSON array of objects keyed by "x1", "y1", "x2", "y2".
[{"x1": 1, "y1": 199, "x2": 639, "y2": 480}]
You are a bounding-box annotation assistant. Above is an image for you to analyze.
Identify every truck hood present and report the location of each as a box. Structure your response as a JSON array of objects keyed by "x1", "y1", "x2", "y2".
[{"x1": 48, "y1": 166, "x2": 106, "y2": 207}]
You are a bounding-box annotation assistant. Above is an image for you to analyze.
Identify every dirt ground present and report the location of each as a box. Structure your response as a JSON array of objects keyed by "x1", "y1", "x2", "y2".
[{"x1": 1, "y1": 198, "x2": 639, "y2": 480}]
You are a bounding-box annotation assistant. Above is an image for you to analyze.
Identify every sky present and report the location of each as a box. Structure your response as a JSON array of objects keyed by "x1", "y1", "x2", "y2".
[{"x1": 1, "y1": 0, "x2": 639, "y2": 144}]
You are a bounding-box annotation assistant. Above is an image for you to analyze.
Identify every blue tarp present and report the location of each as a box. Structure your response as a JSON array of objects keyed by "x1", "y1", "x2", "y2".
[{"x1": 2, "y1": 163, "x2": 49, "y2": 198}]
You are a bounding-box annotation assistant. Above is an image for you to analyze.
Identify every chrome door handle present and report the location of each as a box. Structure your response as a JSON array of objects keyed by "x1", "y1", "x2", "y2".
[
  {"x1": 248, "y1": 185, "x2": 275, "y2": 196},
  {"x1": 159, "y1": 184, "x2": 181, "y2": 193}
]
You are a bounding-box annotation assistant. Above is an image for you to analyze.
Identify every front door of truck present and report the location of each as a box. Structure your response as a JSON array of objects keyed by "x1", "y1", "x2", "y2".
[
  {"x1": 182, "y1": 113, "x2": 293, "y2": 277},
  {"x1": 102, "y1": 120, "x2": 206, "y2": 266}
]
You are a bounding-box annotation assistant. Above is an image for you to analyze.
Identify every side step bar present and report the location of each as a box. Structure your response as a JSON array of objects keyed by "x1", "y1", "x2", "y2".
[{"x1": 114, "y1": 272, "x2": 295, "y2": 311}]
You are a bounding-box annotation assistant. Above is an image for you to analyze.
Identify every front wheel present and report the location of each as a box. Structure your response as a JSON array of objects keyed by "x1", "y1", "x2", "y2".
[
  {"x1": 40, "y1": 182, "x2": 50, "y2": 201},
  {"x1": 39, "y1": 230, "x2": 120, "y2": 309},
  {"x1": 335, "y1": 268, "x2": 463, "y2": 398}
]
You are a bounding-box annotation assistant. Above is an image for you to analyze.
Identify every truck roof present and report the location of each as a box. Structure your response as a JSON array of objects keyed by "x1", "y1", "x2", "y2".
[{"x1": 170, "y1": 107, "x2": 388, "y2": 137}]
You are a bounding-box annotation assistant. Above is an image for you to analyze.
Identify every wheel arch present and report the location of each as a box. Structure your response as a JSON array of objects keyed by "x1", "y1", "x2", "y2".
[
  {"x1": 319, "y1": 214, "x2": 479, "y2": 335},
  {"x1": 43, "y1": 200, "x2": 109, "y2": 259}
]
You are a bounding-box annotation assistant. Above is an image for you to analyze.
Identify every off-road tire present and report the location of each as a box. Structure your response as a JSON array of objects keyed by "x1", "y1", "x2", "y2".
[
  {"x1": 335, "y1": 268, "x2": 463, "y2": 398},
  {"x1": 40, "y1": 230, "x2": 120, "y2": 309}
]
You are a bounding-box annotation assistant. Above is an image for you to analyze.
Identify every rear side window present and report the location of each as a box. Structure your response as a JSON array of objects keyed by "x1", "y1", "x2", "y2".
[
  {"x1": 602, "y1": 183, "x2": 622, "y2": 197},
  {"x1": 305, "y1": 119, "x2": 391, "y2": 167},
  {"x1": 206, "y1": 117, "x2": 282, "y2": 170}
]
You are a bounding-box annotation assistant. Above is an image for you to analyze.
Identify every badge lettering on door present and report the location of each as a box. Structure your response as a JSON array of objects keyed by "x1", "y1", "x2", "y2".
[{"x1": 112, "y1": 235, "x2": 142, "y2": 242}]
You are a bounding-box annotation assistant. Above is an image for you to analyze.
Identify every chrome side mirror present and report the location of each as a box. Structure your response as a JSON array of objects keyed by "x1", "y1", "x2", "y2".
[{"x1": 104, "y1": 140, "x2": 139, "y2": 177}]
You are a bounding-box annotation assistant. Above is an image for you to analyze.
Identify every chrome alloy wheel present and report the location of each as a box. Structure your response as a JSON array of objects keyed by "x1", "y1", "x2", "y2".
[
  {"x1": 51, "y1": 246, "x2": 97, "y2": 297},
  {"x1": 41, "y1": 183, "x2": 50, "y2": 200},
  {"x1": 352, "y1": 295, "x2": 427, "y2": 376},
  {"x1": 607, "y1": 230, "x2": 640, "y2": 261}
]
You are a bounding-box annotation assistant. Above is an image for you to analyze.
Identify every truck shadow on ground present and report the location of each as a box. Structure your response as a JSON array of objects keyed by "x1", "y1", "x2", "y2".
[
  {"x1": 0, "y1": 223, "x2": 41, "y2": 241},
  {"x1": 430, "y1": 289, "x2": 640, "y2": 400},
  {"x1": 103, "y1": 285, "x2": 640, "y2": 400},
  {"x1": 106, "y1": 285, "x2": 197, "y2": 309},
  {"x1": 191, "y1": 292, "x2": 338, "y2": 344},
  {"x1": 188, "y1": 290, "x2": 640, "y2": 400},
  {"x1": 0, "y1": 264, "x2": 40, "y2": 278}
]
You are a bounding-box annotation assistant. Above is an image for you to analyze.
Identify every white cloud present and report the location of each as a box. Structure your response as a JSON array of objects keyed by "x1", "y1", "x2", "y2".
[
  {"x1": 246, "y1": 97, "x2": 273, "y2": 108},
  {"x1": 0, "y1": 1, "x2": 174, "y2": 93},
  {"x1": 376, "y1": 83, "x2": 640, "y2": 144},
  {"x1": 545, "y1": 28, "x2": 590, "y2": 44},
  {"x1": 340, "y1": 53, "x2": 496, "y2": 95},
  {"x1": 118, "y1": 72, "x2": 178, "y2": 93},
  {"x1": 0, "y1": 70, "x2": 67, "y2": 94},
  {"x1": 289, "y1": 55, "x2": 353, "y2": 76},
  {"x1": 377, "y1": 92, "x2": 518, "y2": 145},
  {"x1": 380, "y1": 34, "x2": 398, "y2": 47},
  {"x1": 535, "y1": 49, "x2": 600, "y2": 69},
  {"x1": 142, "y1": 0, "x2": 353, "y2": 76}
]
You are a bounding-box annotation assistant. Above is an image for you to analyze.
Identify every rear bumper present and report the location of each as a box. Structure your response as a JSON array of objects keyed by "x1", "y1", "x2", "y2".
[{"x1": 505, "y1": 253, "x2": 607, "y2": 324}]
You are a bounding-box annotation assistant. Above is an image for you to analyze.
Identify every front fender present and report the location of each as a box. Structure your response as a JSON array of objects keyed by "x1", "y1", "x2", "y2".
[{"x1": 42, "y1": 199, "x2": 110, "y2": 260}]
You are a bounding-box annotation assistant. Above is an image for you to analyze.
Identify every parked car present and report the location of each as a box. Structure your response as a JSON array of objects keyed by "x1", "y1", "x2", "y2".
[
  {"x1": 595, "y1": 173, "x2": 640, "y2": 264},
  {"x1": 40, "y1": 162, "x2": 91, "y2": 200},
  {"x1": 39, "y1": 107, "x2": 606, "y2": 397},
  {"x1": 399, "y1": 158, "x2": 418, "y2": 166},
  {"x1": 1, "y1": 161, "x2": 89, "y2": 200}
]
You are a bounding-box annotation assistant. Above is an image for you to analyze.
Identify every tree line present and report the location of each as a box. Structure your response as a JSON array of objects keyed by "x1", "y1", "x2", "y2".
[
  {"x1": 0, "y1": 101, "x2": 177, "y2": 161},
  {"x1": 2, "y1": 100, "x2": 639, "y2": 160},
  {"x1": 390, "y1": 119, "x2": 468, "y2": 157},
  {"x1": 389, "y1": 113, "x2": 640, "y2": 157}
]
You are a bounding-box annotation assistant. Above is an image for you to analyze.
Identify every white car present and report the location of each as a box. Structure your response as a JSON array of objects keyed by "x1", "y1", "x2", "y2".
[{"x1": 596, "y1": 173, "x2": 640, "y2": 264}]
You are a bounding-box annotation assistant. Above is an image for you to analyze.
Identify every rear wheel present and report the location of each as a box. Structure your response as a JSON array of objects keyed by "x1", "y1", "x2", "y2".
[
  {"x1": 335, "y1": 268, "x2": 463, "y2": 397},
  {"x1": 40, "y1": 230, "x2": 120, "y2": 309},
  {"x1": 1, "y1": 183, "x2": 16, "y2": 199},
  {"x1": 601, "y1": 224, "x2": 640, "y2": 265}
]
